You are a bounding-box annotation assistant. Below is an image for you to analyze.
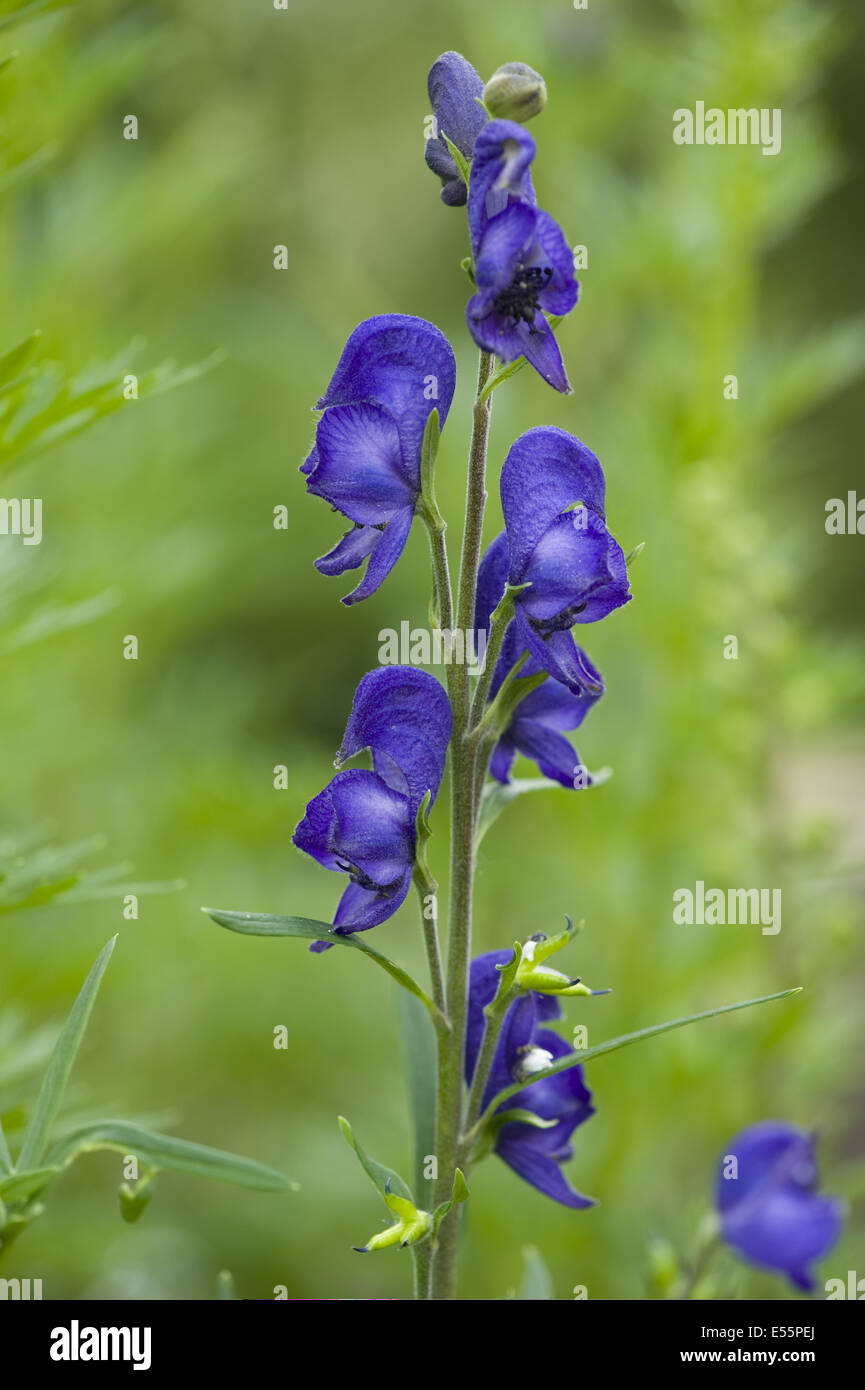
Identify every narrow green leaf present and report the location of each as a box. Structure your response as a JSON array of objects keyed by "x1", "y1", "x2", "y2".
[
  {"x1": 476, "y1": 771, "x2": 612, "y2": 846},
  {"x1": 396, "y1": 992, "x2": 437, "y2": 1204},
  {"x1": 488, "y1": 1108, "x2": 558, "y2": 1134},
  {"x1": 440, "y1": 131, "x2": 470, "y2": 190},
  {"x1": 0, "y1": 331, "x2": 40, "y2": 389},
  {"x1": 419, "y1": 407, "x2": 441, "y2": 521},
  {"x1": 46, "y1": 1121, "x2": 294, "y2": 1191},
  {"x1": 518, "y1": 1245, "x2": 555, "y2": 1300},
  {"x1": 0, "y1": 1115, "x2": 11, "y2": 1173},
  {"x1": 479, "y1": 988, "x2": 801, "y2": 1124},
  {"x1": 432, "y1": 1167, "x2": 469, "y2": 1233},
  {"x1": 205, "y1": 908, "x2": 445, "y2": 1028},
  {"x1": 0, "y1": 1166, "x2": 61, "y2": 1202},
  {"x1": 16, "y1": 936, "x2": 117, "y2": 1170},
  {"x1": 337, "y1": 1115, "x2": 413, "y2": 1203},
  {"x1": 479, "y1": 316, "x2": 565, "y2": 404},
  {"x1": 625, "y1": 540, "x2": 645, "y2": 567}
]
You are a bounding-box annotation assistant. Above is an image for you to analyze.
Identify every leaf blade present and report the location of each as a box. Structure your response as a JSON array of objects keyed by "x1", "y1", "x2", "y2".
[
  {"x1": 205, "y1": 908, "x2": 445, "y2": 1027},
  {"x1": 337, "y1": 1115, "x2": 413, "y2": 1204},
  {"x1": 46, "y1": 1121, "x2": 294, "y2": 1191},
  {"x1": 16, "y1": 935, "x2": 117, "y2": 1170},
  {"x1": 479, "y1": 988, "x2": 801, "y2": 1124}
]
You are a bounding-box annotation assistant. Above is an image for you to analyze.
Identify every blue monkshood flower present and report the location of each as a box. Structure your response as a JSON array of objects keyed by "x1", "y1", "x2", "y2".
[
  {"x1": 716, "y1": 1122, "x2": 843, "y2": 1292},
  {"x1": 301, "y1": 316, "x2": 456, "y2": 605},
  {"x1": 293, "y1": 667, "x2": 451, "y2": 949},
  {"x1": 466, "y1": 122, "x2": 577, "y2": 391},
  {"x1": 424, "y1": 51, "x2": 488, "y2": 207},
  {"x1": 475, "y1": 532, "x2": 603, "y2": 787},
  {"x1": 478, "y1": 428, "x2": 630, "y2": 697},
  {"x1": 465, "y1": 950, "x2": 595, "y2": 1208}
]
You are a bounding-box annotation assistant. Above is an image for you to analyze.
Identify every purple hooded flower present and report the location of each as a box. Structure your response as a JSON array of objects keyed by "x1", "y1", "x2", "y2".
[
  {"x1": 293, "y1": 667, "x2": 451, "y2": 948},
  {"x1": 301, "y1": 316, "x2": 456, "y2": 605},
  {"x1": 466, "y1": 950, "x2": 595, "y2": 1208},
  {"x1": 475, "y1": 530, "x2": 604, "y2": 786},
  {"x1": 424, "y1": 51, "x2": 488, "y2": 207},
  {"x1": 481, "y1": 428, "x2": 630, "y2": 697},
  {"x1": 466, "y1": 123, "x2": 577, "y2": 391},
  {"x1": 716, "y1": 1122, "x2": 842, "y2": 1292}
]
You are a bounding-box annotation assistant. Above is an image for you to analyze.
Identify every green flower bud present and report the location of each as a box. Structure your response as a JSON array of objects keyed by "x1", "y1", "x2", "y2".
[
  {"x1": 483, "y1": 62, "x2": 547, "y2": 124},
  {"x1": 514, "y1": 930, "x2": 609, "y2": 997},
  {"x1": 354, "y1": 1186, "x2": 433, "y2": 1253}
]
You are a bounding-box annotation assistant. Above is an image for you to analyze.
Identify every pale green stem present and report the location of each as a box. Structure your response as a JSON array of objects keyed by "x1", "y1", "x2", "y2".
[{"x1": 428, "y1": 349, "x2": 496, "y2": 1301}]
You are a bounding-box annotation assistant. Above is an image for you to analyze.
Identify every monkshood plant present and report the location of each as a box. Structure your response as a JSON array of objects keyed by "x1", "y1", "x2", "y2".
[
  {"x1": 0, "y1": 937, "x2": 292, "y2": 1261},
  {"x1": 206, "y1": 53, "x2": 805, "y2": 1300}
]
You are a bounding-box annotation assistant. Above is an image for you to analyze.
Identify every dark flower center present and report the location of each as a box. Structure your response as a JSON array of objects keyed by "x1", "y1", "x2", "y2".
[
  {"x1": 335, "y1": 859, "x2": 402, "y2": 896},
  {"x1": 530, "y1": 600, "x2": 588, "y2": 636},
  {"x1": 492, "y1": 261, "x2": 552, "y2": 327}
]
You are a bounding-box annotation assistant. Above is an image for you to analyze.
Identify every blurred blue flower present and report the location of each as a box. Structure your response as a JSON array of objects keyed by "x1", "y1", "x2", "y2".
[
  {"x1": 293, "y1": 667, "x2": 451, "y2": 946},
  {"x1": 466, "y1": 950, "x2": 595, "y2": 1208},
  {"x1": 424, "y1": 51, "x2": 488, "y2": 207},
  {"x1": 301, "y1": 316, "x2": 456, "y2": 604},
  {"x1": 716, "y1": 1122, "x2": 843, "y2": 1291}
]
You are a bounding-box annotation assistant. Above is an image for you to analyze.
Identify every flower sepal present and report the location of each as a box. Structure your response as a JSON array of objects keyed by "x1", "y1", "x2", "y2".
[
  {"x1": 340, "y1": 1115, "x2": 468, "y2": 1255},
  {"x1": 354, "y1": 1184, "x2": 433, "y2": 1253},
  {"x1": 514, "y1": 921, "x2": 610, "y2": 999}
]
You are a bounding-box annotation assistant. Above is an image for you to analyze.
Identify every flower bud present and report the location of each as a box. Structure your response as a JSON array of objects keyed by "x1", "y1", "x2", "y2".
[
  {"x1": 515, "y1": 932, "x2": 609, "y2": 998},
  {"x1": 483, "y1": 62, "x2": 547, "y2": 124},
  {"x1": 353, "y1": 1185, "x2": 432, "y2": 1253}
]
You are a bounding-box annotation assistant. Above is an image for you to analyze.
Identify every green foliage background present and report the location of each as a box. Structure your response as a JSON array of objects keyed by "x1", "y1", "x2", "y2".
[{"x1": 1, "y1": 0, "x2": 863, "y2": 1299}]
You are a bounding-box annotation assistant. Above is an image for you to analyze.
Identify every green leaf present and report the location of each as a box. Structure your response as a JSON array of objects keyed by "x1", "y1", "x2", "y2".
[
  {"x1": 0, "y1": 1166, "x2": 61, "y2": 1202},
  {"x1": 624, "y1": 541, "x2": 645, "y2": 567},
  {"x1": 217, "y1": 1269, "x2": 237, "y2": 1300},
  {"x1": 16, "y1": 936, "x2": 117, "y2": 1170},
  {"x1": 396, "y1": 992, "x2": 437, "y2": 1205},
  {"x1": 118, "y1": 1169, "x2": 156, "y2": 1223},
  {"x1": 205, "y1": 908, "x2": 445, "y2": 1029},
  {"x1": 418, "y1": 409, "x2": 442, "y2": 527},
  {"x1": 0, "y1": 1116, "x2": 11, "y2": 1174},
  {"x1": 476, "y1": 772, "x2": 613, "y2": 846},
  {"x1": 0, "y1": 1, "x2": 68, "y2": 35},
  {"x1": 46, "y1": 1121, "x2": 294, "y2": 1191},
  {"x1": 432, "y1": 1167, "x2": 469, "y2": 1233},
  {"x1": 337, "y1": 1115, "x2": 413, "y2": 1204},
  {"x1": 478, "y1": 988, "x2": 801, "y2": 1125},
  {"x1": 478, "y1": 316, "x2": 565, "y2": 404},
  {"x1": 0, "y1": 332, "x2": 40, "y2": 390},
  {"x1": 440, "y1": 131, "x2": 470, "y2": 190},
  {"x1": 517, "y1": 1245, "x2": 555, "y2": 1300},
  {"x1": 488, "y1": 1108, "x2": 557, "y2": 1134}
]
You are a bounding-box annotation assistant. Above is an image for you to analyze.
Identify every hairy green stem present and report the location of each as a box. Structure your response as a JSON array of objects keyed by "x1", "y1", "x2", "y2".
[
  {"x1": 419, "y1": 504, "x2": 454, "y2": 635},
  {"x1": 468, "y1": 590, "x2": 515, "y2": 728},
  {"x1": 413, "y1": 871, "x2": 446, "y2": 1019},
  {"x1": 463, "y1": 986, "x2": 515, "y2": 1133},
  {"x1": 428, "y1": 349, "x2": 496, "y2": 1301},
  {"x1": 413, "y1": 1239, "x2": 433, "y2": 1300}
]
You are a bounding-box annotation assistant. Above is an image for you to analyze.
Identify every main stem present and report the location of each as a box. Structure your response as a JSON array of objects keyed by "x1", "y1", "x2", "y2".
[{"x1": 428, "y1": 350, "x2": 495, "y2": 1301}]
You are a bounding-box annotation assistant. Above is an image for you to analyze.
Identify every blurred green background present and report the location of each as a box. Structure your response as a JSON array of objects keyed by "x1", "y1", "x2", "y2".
[{"x1": 2, "y1": 0, "x2": 863, "y2": 1299}]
